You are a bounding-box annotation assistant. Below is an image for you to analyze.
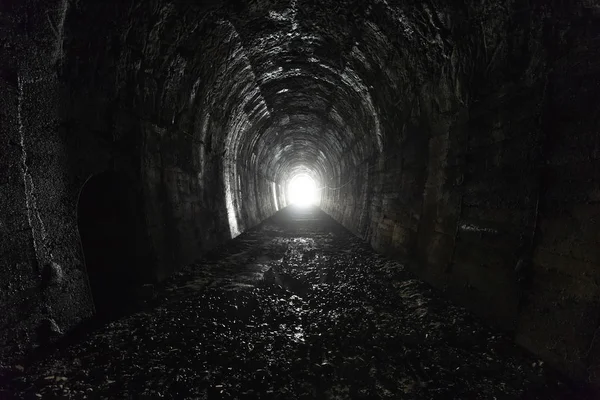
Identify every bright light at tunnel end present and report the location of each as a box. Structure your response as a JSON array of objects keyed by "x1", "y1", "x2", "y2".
[{"x1": 288, "y1": 175, "x2": 318, "y2": 208}]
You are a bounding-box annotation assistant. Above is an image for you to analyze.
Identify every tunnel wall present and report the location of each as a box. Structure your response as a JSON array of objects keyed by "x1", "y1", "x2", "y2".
[
  {"x1": 518, "y1": 10, "x2": 600, "y2": 381},
  {"x1": 0, "y1": 0, "x2": 96, "y2": 364},
  {"x1": 321, "y1": 1, "x2": 600, "y2": 383},
  {"x1": 0, "y1": 0, "x2": 283, "y2": 364}
]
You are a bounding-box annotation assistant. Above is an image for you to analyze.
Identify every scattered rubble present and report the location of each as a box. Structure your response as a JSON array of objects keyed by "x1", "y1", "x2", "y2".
[{"x1": 1, "y1": 208, "x2": 590, "y2": 399}]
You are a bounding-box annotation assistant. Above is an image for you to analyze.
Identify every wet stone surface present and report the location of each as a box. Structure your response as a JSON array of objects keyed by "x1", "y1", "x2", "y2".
[{"x1": 1, "y1": 207, "x2": 589, "y2": 399}]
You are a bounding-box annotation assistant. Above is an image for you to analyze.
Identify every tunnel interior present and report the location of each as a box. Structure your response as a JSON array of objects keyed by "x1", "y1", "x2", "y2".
[
  {"x1": 1, "y1": 0, "x2": 600, "y2": 390},
  {"x1": 77, "y1": 172, "x2": 140, "y2": 317}
]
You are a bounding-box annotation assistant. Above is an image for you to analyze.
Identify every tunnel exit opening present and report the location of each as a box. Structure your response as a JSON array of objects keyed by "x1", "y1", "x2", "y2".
[
  {"x1": 287, "y1": 174, "x2": 319, "y2": 207},
  {"x1": 77, "y1": 171, "x2": 139, "y2": 318}
]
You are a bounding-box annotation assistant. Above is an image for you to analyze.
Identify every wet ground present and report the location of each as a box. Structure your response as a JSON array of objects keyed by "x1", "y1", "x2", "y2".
[{"x1": 0, "y1": 207, "x2": 594, "y2": 399}]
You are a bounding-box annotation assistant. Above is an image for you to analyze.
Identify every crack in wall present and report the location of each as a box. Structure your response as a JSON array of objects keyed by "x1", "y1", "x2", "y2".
[{"x1": 18, "y1": 76, "x2": 49, "y2": 264}]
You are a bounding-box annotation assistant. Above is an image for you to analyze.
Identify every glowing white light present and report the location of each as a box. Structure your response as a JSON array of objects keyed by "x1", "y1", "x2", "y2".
[{"x1": 288, "y1": 175, "x2": 317, "y2": 207}]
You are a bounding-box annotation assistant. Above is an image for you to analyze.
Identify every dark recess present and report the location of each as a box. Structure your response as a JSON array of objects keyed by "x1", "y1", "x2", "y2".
[{"x1": 77, "y1": 172, "x2": 140, "y2": 318}]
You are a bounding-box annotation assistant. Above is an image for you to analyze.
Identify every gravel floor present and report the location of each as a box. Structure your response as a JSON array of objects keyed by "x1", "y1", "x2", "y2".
[{"x1": 0, "y1": 207, "x2": 593, "y2": 399}]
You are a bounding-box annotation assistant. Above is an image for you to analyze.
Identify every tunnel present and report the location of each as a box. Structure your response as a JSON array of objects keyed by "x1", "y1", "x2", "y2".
[{"x1": 1, "y1": 0, "x2": 600, "y2": 397}]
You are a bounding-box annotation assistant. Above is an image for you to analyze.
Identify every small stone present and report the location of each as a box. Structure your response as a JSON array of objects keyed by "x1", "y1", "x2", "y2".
[{"x1": 41, "y1": 262, "x2": 64, "y2": 286}]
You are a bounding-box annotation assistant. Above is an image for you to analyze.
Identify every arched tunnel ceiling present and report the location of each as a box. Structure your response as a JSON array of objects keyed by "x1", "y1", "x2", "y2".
[
  {"x1": 126, "y1": 0, "x2": 453, "y2": 188},
  {"x1": 226, "y1": 0, "x2": 399, "y2": 185}
]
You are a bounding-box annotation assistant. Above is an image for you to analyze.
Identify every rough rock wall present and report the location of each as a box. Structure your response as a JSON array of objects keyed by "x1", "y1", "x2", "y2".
[
  {"x1": 320, "y1": 0, "x2": 600, "y2": 384},
  {"x1": 0, "y1": 0, "x2": 96, "y2": 365},
  {"x1": 0, "y1": 0, "x2": 284, "y2": 364},
  {"x1": 517, "y1": 3, "x2": 600, "y2": 381}
]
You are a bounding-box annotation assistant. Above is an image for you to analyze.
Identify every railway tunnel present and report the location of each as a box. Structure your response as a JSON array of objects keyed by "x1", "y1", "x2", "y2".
[{"x1": 1, "y1": 0, "x2": 600, "y2": 397}]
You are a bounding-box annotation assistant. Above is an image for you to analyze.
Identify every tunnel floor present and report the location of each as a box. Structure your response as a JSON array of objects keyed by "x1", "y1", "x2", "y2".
[{"x1": 3, "y1": 207, "x2": 589, "y2": 399}]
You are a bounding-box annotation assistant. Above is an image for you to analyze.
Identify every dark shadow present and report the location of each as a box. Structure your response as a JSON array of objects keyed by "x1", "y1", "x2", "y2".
[{"x1": 77, "y1": 171, "x2": 139, "y2": 319}]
